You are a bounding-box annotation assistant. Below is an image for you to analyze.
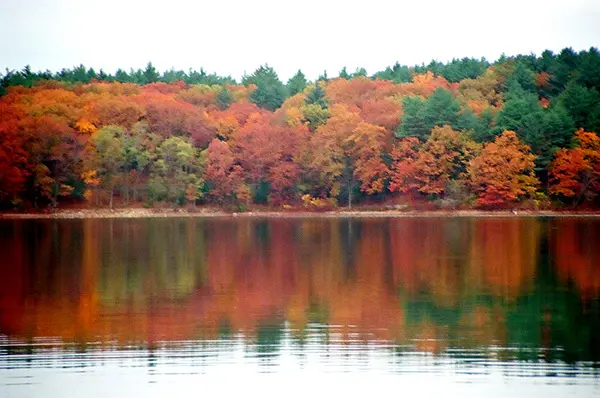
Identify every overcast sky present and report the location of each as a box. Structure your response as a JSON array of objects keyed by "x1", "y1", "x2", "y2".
[{"x1": 1, "y1": 0, "x2": 599, "y2": 81}]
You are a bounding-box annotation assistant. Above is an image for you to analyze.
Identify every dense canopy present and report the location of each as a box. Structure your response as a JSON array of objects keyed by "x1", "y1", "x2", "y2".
[{"x1": 1, "y1": 48, "x2": 600, "y2": 210}]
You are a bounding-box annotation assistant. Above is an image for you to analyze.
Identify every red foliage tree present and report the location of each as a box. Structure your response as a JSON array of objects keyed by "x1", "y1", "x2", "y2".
[
  {"x1": 231, "y1": 113, "x2": 309, "y2": 203},
  {"x1": 203, "y1": 139, "x2": 246, "y2": 203},
  {"x1": 134, "y1": 92, "x2": 216, "y2": 147},
  {"x1": 0, "y1": 104, "x2": 29, "y2": 204},
  {"x1": 550, "y1": 129, "x2": 600, "y2": 205}
]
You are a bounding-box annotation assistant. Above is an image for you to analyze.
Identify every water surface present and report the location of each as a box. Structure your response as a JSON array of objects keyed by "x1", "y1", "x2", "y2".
[{"x1": 0, "y1": 217, "x2": 599, "y2": 397}]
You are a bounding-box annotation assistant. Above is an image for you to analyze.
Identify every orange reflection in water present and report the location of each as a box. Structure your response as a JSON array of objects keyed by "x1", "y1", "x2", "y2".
[
  {"x1": 0, "y1": 216, "x2": 591, "y2": 355},
  {"x1": 551, "y1": 218, "x2": 600, "y2": 301},
  {"x1": 467, "y1": 218, "x2": 540, "y2": 299}
]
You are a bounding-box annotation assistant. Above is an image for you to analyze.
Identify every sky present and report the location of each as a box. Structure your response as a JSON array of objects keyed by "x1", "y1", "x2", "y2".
[{"x1": 1, "y1": 0, "x2": 599, "y2": 81}]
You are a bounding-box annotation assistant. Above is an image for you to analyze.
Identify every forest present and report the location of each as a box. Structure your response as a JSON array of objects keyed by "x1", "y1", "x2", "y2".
[{"x1": 1, "y1": 47, "x2": 599, "y2": 210}]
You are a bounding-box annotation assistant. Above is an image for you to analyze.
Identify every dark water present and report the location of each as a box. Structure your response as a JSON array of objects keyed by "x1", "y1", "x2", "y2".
[{"x1": 0, "y1": 216, "x2": 599, "y2": 397}]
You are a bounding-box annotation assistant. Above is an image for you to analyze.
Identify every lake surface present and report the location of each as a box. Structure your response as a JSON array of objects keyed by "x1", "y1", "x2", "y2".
[{"x1": 0, "y1": 216, "x2": 599, "y2": 397}]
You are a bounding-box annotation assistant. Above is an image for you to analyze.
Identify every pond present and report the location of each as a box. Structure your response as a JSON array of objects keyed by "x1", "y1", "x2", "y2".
[{"x1": 0, "y1": 217, "x2": 599, "y2": 397}]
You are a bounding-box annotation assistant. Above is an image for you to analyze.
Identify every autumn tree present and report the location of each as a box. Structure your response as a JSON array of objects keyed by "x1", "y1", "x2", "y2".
[
  {"x1": 359, "y1": 98, "x2": 403, "y2": 133},
  {"x1": 91, "y1": 95, "x2": 145, "y2": 128},
  {"x1": 19, "y1": 114, "x2": 81, "y2": 207},
  {"x1": 302, "y1": 105, "x2": 387, "y2": 206},
  {"x1": 549, "y1": 129, "x2": 600, "y2": 206},
  {"x1": 302, "y1": 82, "x2": 330, "y2": 131},
  {"x1": 149, "y1": 136, "x2": 203, "y2": 205},
  {"x1": 2, "y1": 49, "x2": 600, "y2": 210},
  {"x1": 456, "y1": 67, "x2": 504, "y2": 114},
  {"x1": 305, "y1": 82, "x2": 328, "y2": 109},
  {"x1": 418, "y1": 126, "x2": 478, "y2": 198},
  {"x1": 203, "y1": 139, "x2": 248, "y2": 204},
  {"x1": 345, "y1": 122, "x2": 388, "y2": 198},
  {"x1": 302, "y1": 103, "x2": 330, "y2": 132},
  {"x1": 389, "y1": 126, "x2": 478, "y2": 204},
  {"x1": 120, "y1": 122, "x2": 161, "y2": 203},
  {"x1": 468, "y1": 131, "x2": 539, "y2": 208},
  {"x1": 87, "y1": 125, "x2": 127, "y2": 208},
  {"x1": 0, "y1": 104, "x2": 28, "y2": 206},
  {"x1": 301, "y1": 104, "x2": 360, "y2": 203},
  {"x1": 389, "y1": 137, "x2": 422, "y2": 197},
  {"x1": 399, "y1": 71, "x2": 455, "y2": 97},
  {"x1": 134, "y1": 92, "x2": 216, "y2": 147},
  {"x1": 177, "y1": 84, "x2": 221, "y2": 107},
  {"x1": 231, "y1": 114, "x2": 308, "y2": 204}
]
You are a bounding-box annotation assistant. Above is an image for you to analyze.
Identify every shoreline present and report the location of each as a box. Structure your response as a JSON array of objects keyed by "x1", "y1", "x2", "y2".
[{"x1": 2, "y1": 208, "x2": 600, "y2": 219}]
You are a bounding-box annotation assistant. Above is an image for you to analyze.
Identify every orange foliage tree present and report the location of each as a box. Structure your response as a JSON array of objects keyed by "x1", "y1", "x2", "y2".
[
  {"x1": 388, "y1": 137, "x2": 421, "y2": 196},
  {"x1": 549, "y1": 129, "x2": 600, "y2": 205},
  {"x1": 468, "y1": 131, "x2": 539, "y2": 208},
  {"x1": 345, "y1": 122, "x2": 389, "y2": 195},
  {"x1": 301, "y1": 104, "x2": 388, "y2": 204},
  {"x1": 389, "y1": 126, "x2": 478, "y2": 202},
  {"x1": 359, "y1": 98, "x2": 403, "y2": 134}
]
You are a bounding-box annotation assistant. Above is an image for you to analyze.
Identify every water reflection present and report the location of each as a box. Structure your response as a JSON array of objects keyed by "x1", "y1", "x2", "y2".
[{"x1": 0, "y1": 217, "x2": 599, "y2": 394}]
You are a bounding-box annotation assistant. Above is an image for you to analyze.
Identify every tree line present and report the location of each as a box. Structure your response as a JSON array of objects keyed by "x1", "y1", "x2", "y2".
[{"x1": 0, "y1": 47, "x2": 599, "y2": 210}]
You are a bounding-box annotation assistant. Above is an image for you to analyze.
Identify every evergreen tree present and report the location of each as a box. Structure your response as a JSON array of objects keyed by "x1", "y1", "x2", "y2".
[
  {"x1": 339, "y1": 67, "x2": 351, "y2": 80},
  {"x1": 305, "y1": 82, "x2": 328, "y2": 109},
  {"x1": 216, "y1": 86, "x2": 234, "y2": 110},
  {"x1": 422, "y1": 88, "x2": 460, "y2": 129},
  {"x1": 397, "y1": 89, "x2": 461, "y2": 140},
  {"x1": 97, "y1": 69, "x2": 111, "y2": 81},
  {"x1": 558, "y1": 82, "x2": 600, "y2": 130},
  {"x1": 72, "y1": 64, "x2": 89, "y2": 83},
  {"x1": 115, "y1": 68, "x2": 131, "y2": 83},
  {"x1": 352, "y1": 67, "x2": 367, "y2": 78},
  {"x1": 143, "y1": 62, "x2": 160, "y2": 84},
  {"x1": 243, "y1": 65, "x2": 288, "y2": 111},
  {"x1": 496, "y1": 84, "x2": 575, "y2": 169},
  {"x1": 286, "y1": 69, "x2": 307, "y2": 96},
  {"x1": 162, "y1": 68, "x2": 187, "y2": 83},
  {"x1": 549, "y1": 47, "x2": 579, "y2": 91},
  {"x1": 577, "y1": 47, "x2": 600, "y2": 90},
  {"x1": 507, "y1": 61, "x2": 537, "y2": 93},
  {"x1": 317, "y1": 70, "x2": 329, "y2": 82},
  {"x1": 396, "y1": 96, "x2": 427, "y2": 139},
  {"x1": 87, "y1": 67, "x2": 98, "y2": 82},
  {"x1": 440, "y1": 57, "x2": 489, "y2": 82}
]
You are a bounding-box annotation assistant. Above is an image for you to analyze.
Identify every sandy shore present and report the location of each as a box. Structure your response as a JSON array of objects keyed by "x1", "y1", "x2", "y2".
[{"x1": 1, "y1": 207, "x2": 600, "y2": 219}]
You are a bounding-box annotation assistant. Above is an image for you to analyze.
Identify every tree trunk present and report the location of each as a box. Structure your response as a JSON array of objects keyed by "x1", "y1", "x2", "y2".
[
  {"x1": 133, "y1": 175, "x2": 138, "y2": 202},
  {"x1": 124, "y1": 171, "x2": 130, "y2": 204},
  {"x1": 348, "y1": 179, "x2": 352, "y2": 209},
  {"x1": 52, "y1": 183, "x2": 58, "y2": 209}
]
